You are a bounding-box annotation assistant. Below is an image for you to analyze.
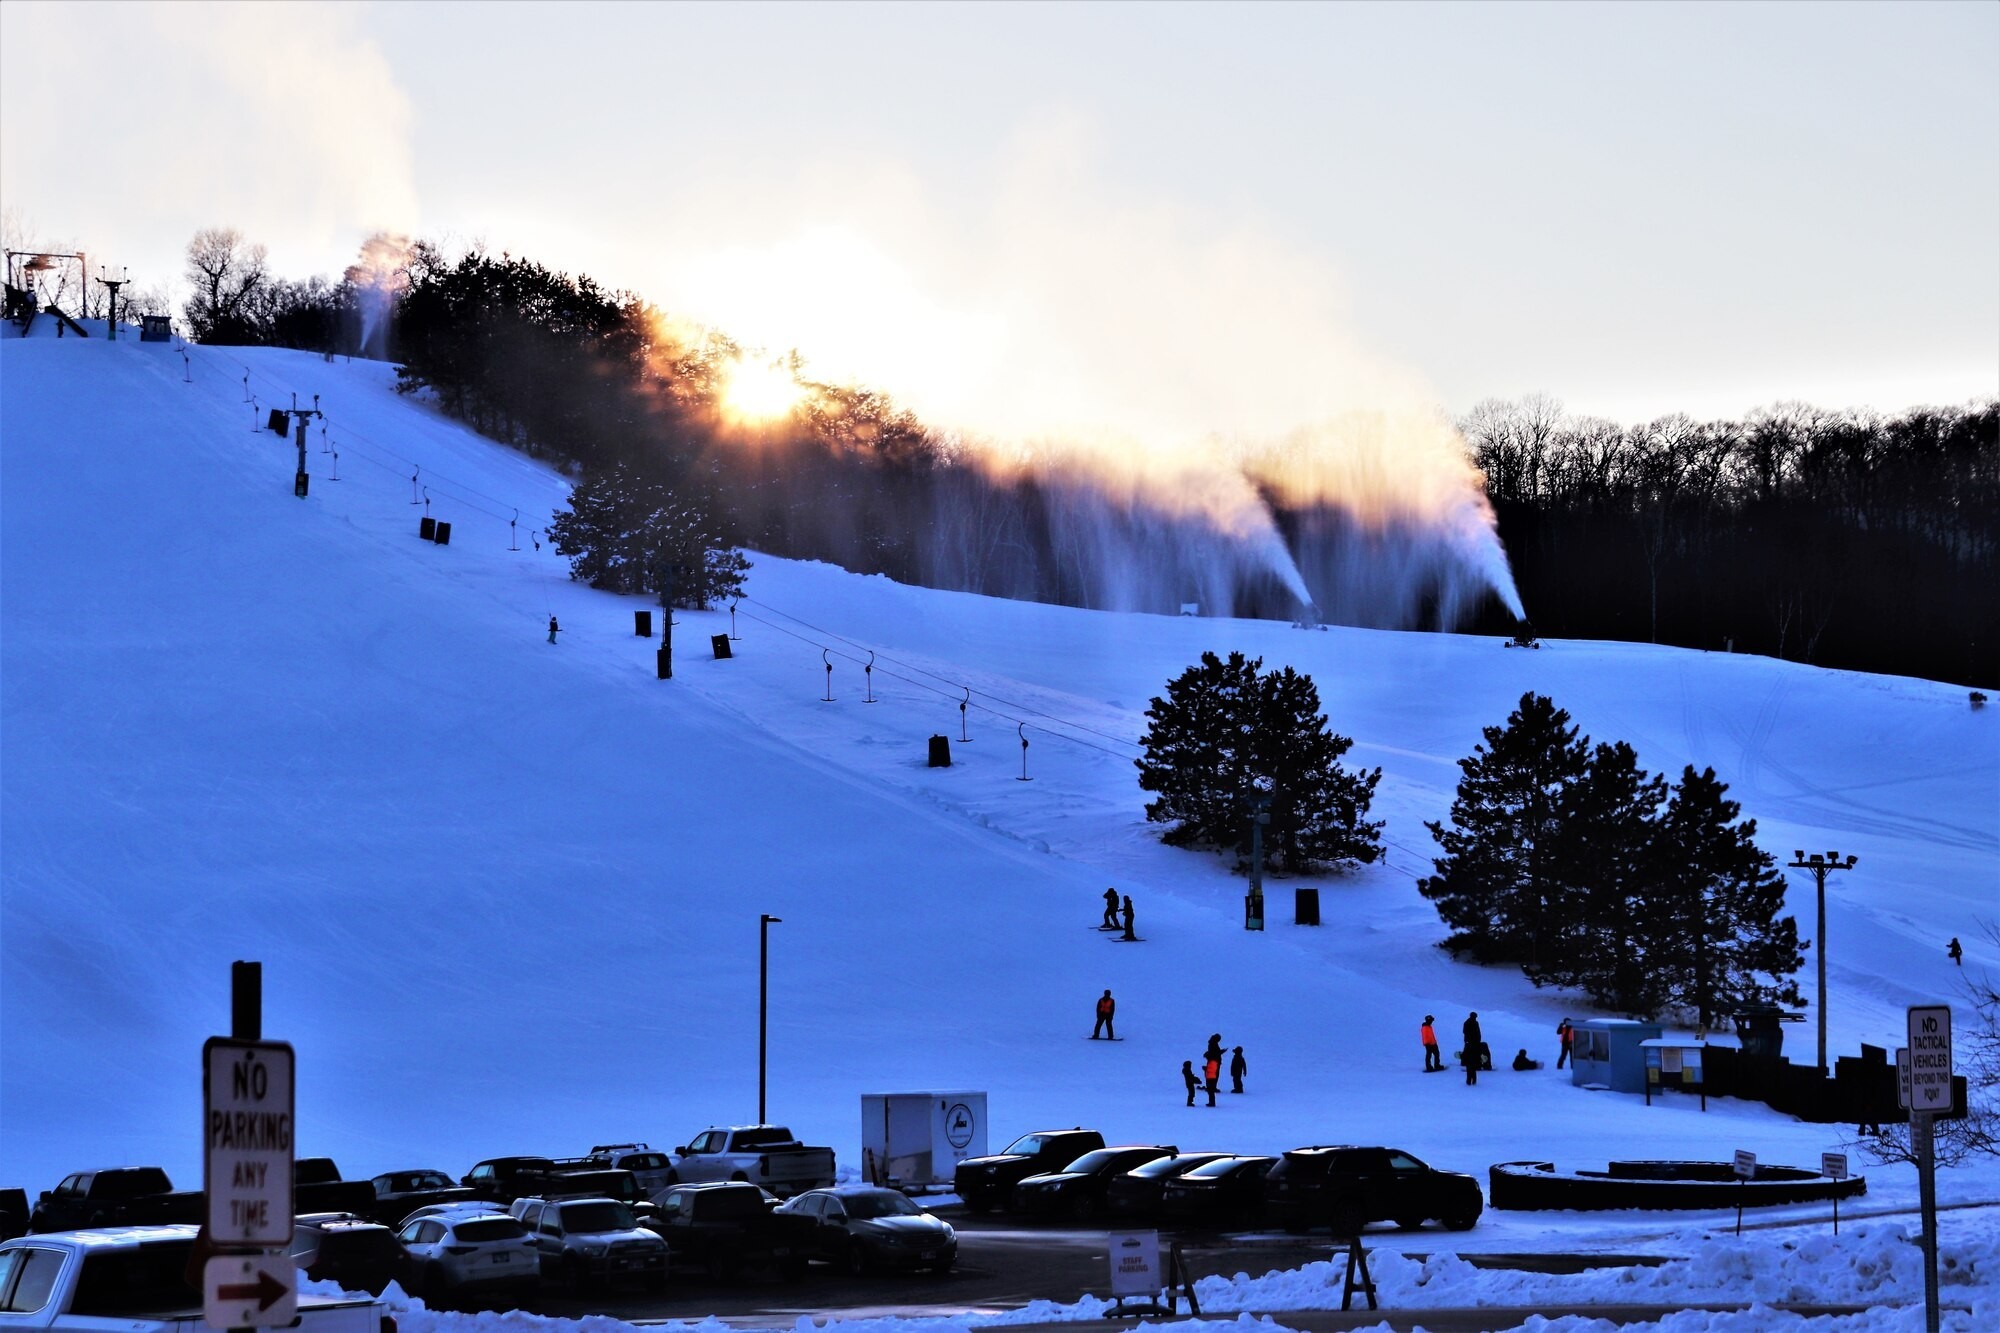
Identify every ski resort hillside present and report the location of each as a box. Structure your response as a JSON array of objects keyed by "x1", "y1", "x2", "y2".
[{"x1": 2, "y1": 325, "x2": 1995, "y2": 1239}]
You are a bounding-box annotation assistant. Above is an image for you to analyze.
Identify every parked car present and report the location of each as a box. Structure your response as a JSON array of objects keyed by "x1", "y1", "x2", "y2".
[
  {"x1": 1263, "y1": 1146, "x2": 1481, "y2": 1234},
  {"x1": 0, "y1": 1225, "x2": 384, "y2": 1331},
  {"x1": 952, "y1": 1128, "x2": 1105, "y2": 1215},
  {"x1": 587, "y1": 1145, "x2": 675, "y2": 1197},
  {"x1": 645, "y1": 1181, "x2": 816, "y2": 1280},
  {"x1": 515, "y1": 1196, "x2": 668, "y2": 1291},
  {"x1": 1013, "y1": 1145, "x2": 1179, "y2": 1220},
  {"x1": 1158, "y1": 1155, "x2": 1277, "y2": 1228},
  {"x1": 461, "y1": 1156, "x2": 557, "y2": 1204},
  {"x1": 369, "y1": 1169, "x2": 476, "y2": 1226},
  {"x1": 1104, "y1": 1153, "x2": 1231, "y2": 1220},
  {"x1": 27, "y1": 1168, "x2": 202, "y2": 1233},
  {"x1": 397, "y1": 1200, "x2": 518, "y2": 1227},
  {"x1": 393, "y1": 1210, "x2": 540, "y2": 1307},
  {"x1": 665, "y1": 1126, "x2": 836, "y2": 1197},
  {"x1": 289, "y1": 1212, "x2": 404, "y2": 1295},
  {"x1": 778, "y1": 1186, "x2": 956, "y2": 1274}
]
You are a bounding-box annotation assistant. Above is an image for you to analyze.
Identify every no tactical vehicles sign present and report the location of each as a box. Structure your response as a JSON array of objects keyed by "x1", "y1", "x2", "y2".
[
  {"x1": 203, "y1": 1037, "x2": 295, "y2": 1246},
  {"x1": 1906, "y1": 1005, "x2": 1953, "y2": 1113}
]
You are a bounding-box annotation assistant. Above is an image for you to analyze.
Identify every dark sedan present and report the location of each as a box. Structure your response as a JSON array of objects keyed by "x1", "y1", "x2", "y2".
[
  {"x1": 779, "y1": 1185, "x2": 956, "y2": 1273},
  {"x1": 1159, "y1": 1154, "x2": 1276, "y2": 1228},
  {"x1": 1104, "y1": 1153, "x2": 1230, "y2": 1220},
  {"x1": 1012, "y1": 1145, "x2": 1177, "y2": 1221}
]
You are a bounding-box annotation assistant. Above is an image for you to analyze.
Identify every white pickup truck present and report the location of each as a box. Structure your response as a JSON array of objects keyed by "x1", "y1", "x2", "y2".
[
  {"x1": 0, "y1": 1226, "x2": 385, "y2": 1331},
  {"x1": 666, "y1": 1126, "x2": 835, "y2": 1198}
]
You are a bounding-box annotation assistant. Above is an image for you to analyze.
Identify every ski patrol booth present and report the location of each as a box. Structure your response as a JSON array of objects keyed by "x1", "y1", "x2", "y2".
[
  {"x1": 861, "y1": 1092, "x2": 988, "y2": 1192},
  {"x1": 1569, "y1": 1019, "x2": 1663, "y2": 1094}
]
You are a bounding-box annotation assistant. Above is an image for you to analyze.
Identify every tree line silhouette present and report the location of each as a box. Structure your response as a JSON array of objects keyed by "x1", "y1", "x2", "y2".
[
  {"x1": 176, "y1": 229, "x2": 1998, "y2": 685},
  {"x1": 1463, "y1": 395, "x2": 1998, "y2": 685}
]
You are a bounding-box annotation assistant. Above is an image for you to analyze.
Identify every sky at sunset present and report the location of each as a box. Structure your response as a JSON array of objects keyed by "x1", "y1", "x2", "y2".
[{"x1": 4, "y1": 0, "x2": 1995, "y2": 438}]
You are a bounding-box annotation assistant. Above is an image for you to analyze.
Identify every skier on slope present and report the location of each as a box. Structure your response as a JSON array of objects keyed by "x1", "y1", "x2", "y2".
[
  {"x1": 1421, "y1": 1015, "x2": 1443, "y2": 1072},
  {"x1": 548, "y1": 615, "x2": 559, "y2": 644},
  {"x1": 1462, "y1": 1012, "x2": 1482, "y2": 1085},
  {"x1": 1101, "y1": 887, "x2": 1121, "y2": 929},
  {"x1": 1092, "y1": 989, "x2": 1116, "y2": 1040}
]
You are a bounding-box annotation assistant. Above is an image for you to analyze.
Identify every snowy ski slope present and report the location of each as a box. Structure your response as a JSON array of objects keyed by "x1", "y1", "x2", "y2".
[{"x1": 2, "y1": 325, "x2": 1995, "y2": 1247}]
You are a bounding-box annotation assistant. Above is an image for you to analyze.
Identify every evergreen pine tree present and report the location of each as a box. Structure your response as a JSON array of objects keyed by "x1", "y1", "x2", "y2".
[
  {"x1": 1419, "y1": 692, "x2": 1590, "y2": 964},
  {"x1": 1647, "y1": 765, "x2": 1804, "y2": 1027},
  {"x1": 1136, "y1": 652, "x2": 1381, "y2": 873},
  {"x1": 549, "y1": 462, "x2": 750, "y2": 608},
  {"x1": 1530, "y1": 740, "x2": 1668, "y2": 1011}
]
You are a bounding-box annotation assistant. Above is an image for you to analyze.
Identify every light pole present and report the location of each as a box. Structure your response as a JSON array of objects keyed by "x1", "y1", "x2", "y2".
[
  {"x1": 1245, "y1": 794, "x2": 1271, "y2": 931},
  {"x1": 759, "y1": 913, "x2": 782, "y2": 1123},
  {"x1": 1788, "y1": 849, "x2": 1857, "y2": 1075}
]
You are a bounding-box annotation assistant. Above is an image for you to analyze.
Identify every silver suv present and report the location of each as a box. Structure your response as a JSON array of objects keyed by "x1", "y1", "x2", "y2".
[
  {"x1": 588, "y1": 1144, "x2": 674, "y2": 1197},
  {"x1": 515, "y1": 1197, "x2": 667, "y2": 1291},
  {"x1": 394, "y1": 1210, "x2": 539, "y2": 1305}
]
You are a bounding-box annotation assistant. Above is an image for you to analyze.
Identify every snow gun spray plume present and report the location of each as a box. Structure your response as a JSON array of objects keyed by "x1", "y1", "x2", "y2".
[
  {"x1": 650, "y1": 131, "x2": 1526, "y2": 627},
  {"x1": 344, "y1": 232, "x2": 411, "y2": 359}
]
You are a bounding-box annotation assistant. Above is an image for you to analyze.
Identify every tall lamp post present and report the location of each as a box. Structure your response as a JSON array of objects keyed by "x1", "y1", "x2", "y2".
[
  {"x1": 1789, "y1": 850, "x2": 1857, "y2": 1075},
  {"x1": 759, "y1": 913, "x2": 782, "y2": 1123}
]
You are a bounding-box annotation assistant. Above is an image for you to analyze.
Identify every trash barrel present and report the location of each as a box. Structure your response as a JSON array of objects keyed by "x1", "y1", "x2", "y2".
[
  {"x1": 419, "y1": 516, "x2": 436, "y2": 541},
  {"x1": 928, "y1": 735, "x2": 951, "y2": 768},
  {"x1": 635, "y1": 610, "x2": 652, "y2": 637},
  {"x1": 1294, "y1": 888, "x2": 1321, "y2": 926},
  {"x1": 268, "y1": 409, "x2": 289, "y2": 435},
  {"x1": 433, "y1": 521, "x2": 451, "y2": 545},
  {"x1": 712, "y1": 634, "x2": 732, "y2": 659}
]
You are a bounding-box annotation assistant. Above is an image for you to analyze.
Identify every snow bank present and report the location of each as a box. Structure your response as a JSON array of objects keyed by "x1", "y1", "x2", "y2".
[{"x1": 306, "y1": 1224, "x2": 1995, "y2": 1333}]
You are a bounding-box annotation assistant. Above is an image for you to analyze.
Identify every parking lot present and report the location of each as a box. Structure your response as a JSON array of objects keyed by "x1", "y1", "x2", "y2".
[{"x1": 518, "y1": 1209, "x2": 1342, "y2": 1322}]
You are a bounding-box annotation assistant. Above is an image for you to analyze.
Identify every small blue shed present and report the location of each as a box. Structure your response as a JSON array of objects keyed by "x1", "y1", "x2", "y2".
[{"x1": 1570, "y1": 1018, "x2": 1663, "y2": 1093}]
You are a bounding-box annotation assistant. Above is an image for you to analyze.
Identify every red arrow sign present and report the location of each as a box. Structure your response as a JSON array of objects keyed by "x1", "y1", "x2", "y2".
[{"x1": 216, "y1": 1269, "x2": 287, "y2": 1310}]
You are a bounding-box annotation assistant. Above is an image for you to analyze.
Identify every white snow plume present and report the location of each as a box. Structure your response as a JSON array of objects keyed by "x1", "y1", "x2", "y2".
[{"x1": 344, "y1": 232, "x2": 411, "y2": 359}]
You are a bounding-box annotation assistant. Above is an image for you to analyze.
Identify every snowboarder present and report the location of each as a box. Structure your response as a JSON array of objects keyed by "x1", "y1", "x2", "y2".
[
  {"x1": 1949, "y1": 937, "x2": 1963, "y2": 966},
  {"x1": 1182, "y1": 1060, "x2": 1198, "y2": 1106},
  {"x1": 1421, "y1": 1015, "x2": 1443, "y2": 1072},
  {"x1": 1512, "y1": 1048, "x2": 1540, "y2": 1071},
  {"x1": 1203, "y1": 1053, "x2": 1221, "y2": 1106},
  {"x1": 1556, "y1": 1018, "x2": 1574, "y2": 1069},
  {"x1": 1092, "y1": 989, "x2": 1116, "y2": 1040},
  {"x1": 1101, "y1": 887, "x2": 1121, "y2": 929},
  {"x1": 1121, "y1": 894, "x2": 1136, "y2": 941},
  {"x1": 1229, "y1": 1045, "x2": 1247, "y2": 1094},
  {"x1": 1462, "y1": 1012, "x2": 1482, "y2": 1085},
  {"x1": 547, "y1": 615, "x2": 560, "y2": 644}
]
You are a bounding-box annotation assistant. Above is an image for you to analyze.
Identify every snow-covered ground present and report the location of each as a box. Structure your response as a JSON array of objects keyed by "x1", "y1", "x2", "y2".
[{"x1": 3, "y1": 326, "x2": 1996, "y2": 1300}]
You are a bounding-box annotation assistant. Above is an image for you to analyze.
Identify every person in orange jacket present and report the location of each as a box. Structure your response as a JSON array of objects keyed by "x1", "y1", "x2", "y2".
[
  {"x1": 1202, "y1": 1053, "x2": 1221, "y2": 1106},
  {"x1": 1092, "y1": 989, "x2": 1116, "y2": 1040},
  {"x1": 1421, "y1": 1015, "x2": 1443, "y2": 1071}
]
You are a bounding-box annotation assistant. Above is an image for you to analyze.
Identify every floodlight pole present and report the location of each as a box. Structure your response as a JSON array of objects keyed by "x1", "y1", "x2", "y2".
[
  {"x1": 96, "y1": 267, "x2": 127, "y2": 339},
  {"x1": 758, "y1": 914, "x2": 782, "y2": 1124},
  {"x1": 1789, "y1": 849, "x2": 1857, "y2": 1075}
]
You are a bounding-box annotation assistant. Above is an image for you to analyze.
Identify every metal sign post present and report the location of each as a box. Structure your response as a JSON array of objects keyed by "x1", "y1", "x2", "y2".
[
  {"x1": 1732, "y1": 1149, "x2": 1756, "y2": 1236},
  {"x1": 1907, "y1": 1005, "x2": 1952, "y2": 1333},
  {"x1": 1821, "y1": 1152, "x2": 1848, "y2": 1234},
  {"x1": 203, "y1": 961, "x2": 298, "y2": 1330}
]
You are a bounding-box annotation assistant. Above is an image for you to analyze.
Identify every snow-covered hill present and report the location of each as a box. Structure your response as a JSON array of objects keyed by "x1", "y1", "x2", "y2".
[{"x1": 3, "y1": 326, "x2": 1994, "y2": 1242}]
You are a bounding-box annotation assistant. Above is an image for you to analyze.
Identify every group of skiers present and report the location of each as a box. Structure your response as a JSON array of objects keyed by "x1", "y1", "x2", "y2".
[
  {"x1": 1100, "y1": 887, "x2": 1137, "y2": 940},
  {"x1": 1182, "y1": 1033, "x2": 1246, "y2": 1106},
  {"x1": 1420, "y1": 1012, "x2": 1576, "y2": 1084}
]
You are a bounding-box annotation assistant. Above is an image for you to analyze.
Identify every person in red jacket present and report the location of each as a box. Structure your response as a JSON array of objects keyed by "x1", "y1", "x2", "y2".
[
  {"x1": 1203, "y1": 1054, "x2": 1221, "y2": 1106},
  {"x1": 1556, "y1": 1018, "x2": 1575, "y2": 1069},
  {"x1": 1421, "y1": 1015, "x2": 1443, "y2": 1071},
  {"x1": 1092, "y1": 989, "x2": 1116, "y2": 1040}
]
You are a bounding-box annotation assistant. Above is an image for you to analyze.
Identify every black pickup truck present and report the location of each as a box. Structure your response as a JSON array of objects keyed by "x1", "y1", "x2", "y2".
[
  {"x1": 953, "y1": 1128, "x2": 1105, "y2": 1214},
  {"x1": 519, "y1": 1167, "x2": 657, "y2": 1221},
  {"x1": 647, "y1": 1181, "x2": 816, "y2": 1279},
  {"x1": 295, "y1": 1158, "x2": 379, "y2": 1217},
  {"x1": 1263, "y1": 1145, "x2": 1482, "y2": 1235},
  {"x1": 28, "y1": 1167, "x2": 204, "y2": 1232}
]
